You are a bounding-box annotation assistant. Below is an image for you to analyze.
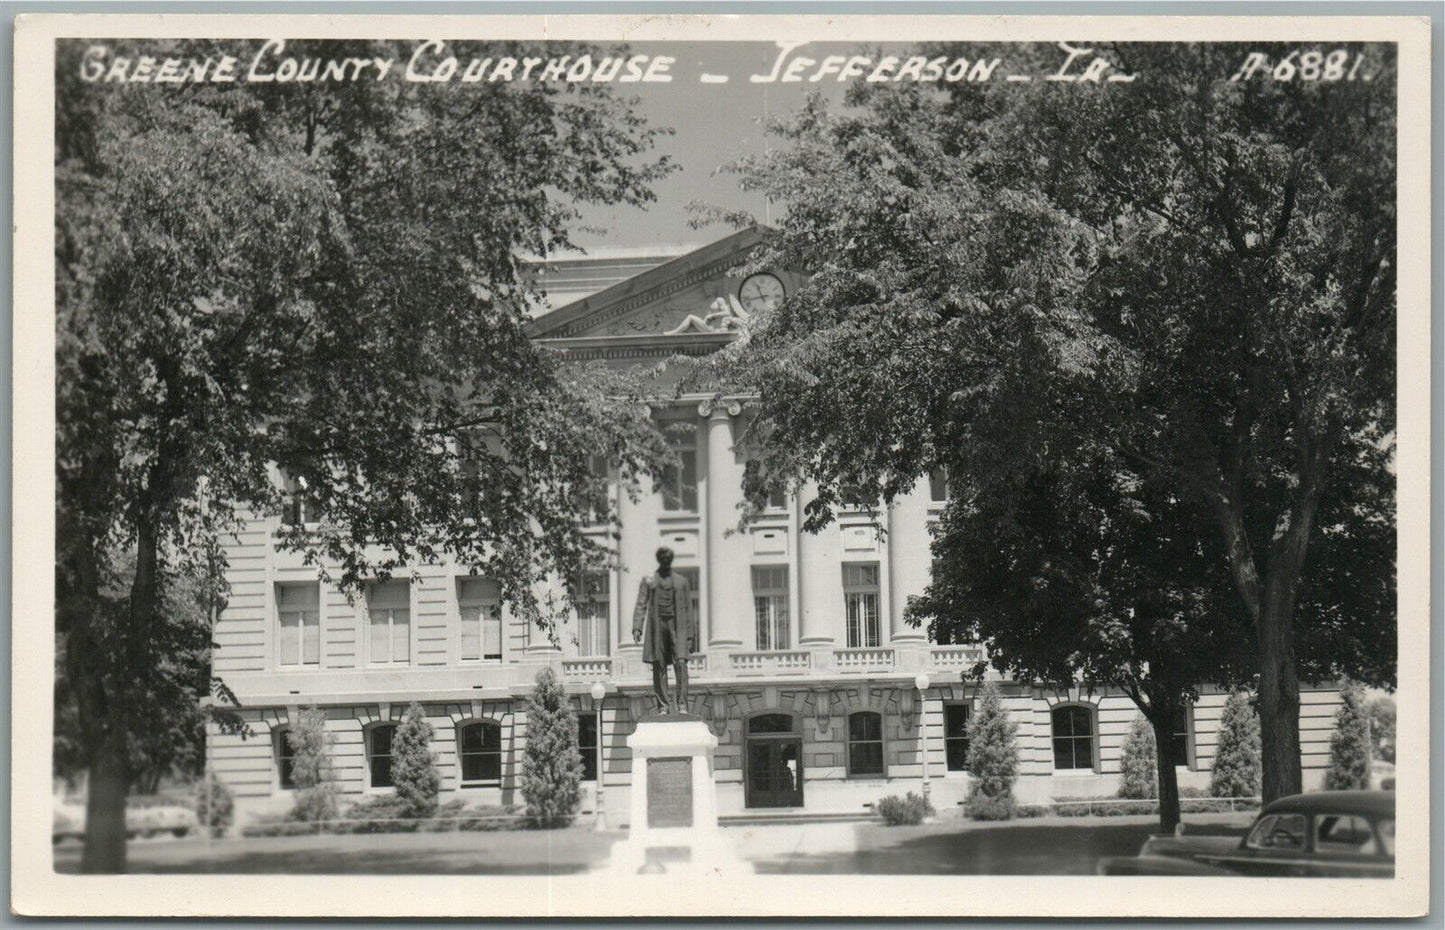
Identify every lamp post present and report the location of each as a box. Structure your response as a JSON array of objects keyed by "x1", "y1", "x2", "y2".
[
  {"x1": 590, "y1": 682, "x2": 608, "y2": 830},
  {"x1": 914, "y1": 673, "x2": 932, "y2": 804}
]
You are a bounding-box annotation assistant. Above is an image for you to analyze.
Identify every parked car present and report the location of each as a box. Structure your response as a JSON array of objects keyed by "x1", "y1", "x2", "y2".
[
  {"x1": 53, "y1": 799, "x2": 200, "y2": 843},
  {"x1": 1098, "y1": 790, "x2": 1395, "y2": 878}
]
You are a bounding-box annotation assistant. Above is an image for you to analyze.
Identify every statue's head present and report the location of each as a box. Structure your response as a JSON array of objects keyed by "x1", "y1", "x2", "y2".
[{"x1": 655, "y1": 546, "x2": 674, "y2": 571}]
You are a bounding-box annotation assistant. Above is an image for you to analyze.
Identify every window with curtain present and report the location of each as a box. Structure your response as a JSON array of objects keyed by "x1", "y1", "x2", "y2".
[
  {"x1": 842, "y1": 563, "x2": 881, "y2": 648},
  {"x1": 752, "y1": 565, "x2": 790, "y2": 651},
  {"x1": 276, "y1": 583, "x2": 321, "y2": 667},
  {"x1": 368, "y1": 724, "x2": 397, "y2": 788},
  {"x1": 576, "y1": 572, "x2": 610, "y2": 657},
  {"x1": 1051, "y1": 705, "x2": 1096, "y2": 770},
  {"x1": 457, "y1": 721, "x2": 502, "y2": 785},
  {"x1": 457, "y1": 577, "x2": 502, "y2": 662},
  {"x1": 847, "y1": 712, "x2": 885, "y2": 776},
  {"x1": 367, "y1": 580, "x2": 410, "y2": 665}
]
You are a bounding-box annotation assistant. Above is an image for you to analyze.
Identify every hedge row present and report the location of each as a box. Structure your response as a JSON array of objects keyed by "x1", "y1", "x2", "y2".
[
  {"x1": 1024, "y1": 789, "x2": 1261, "y2": 819},
  {"x1": 241, "y1": 798, "x2": 522, "y2": 837}
]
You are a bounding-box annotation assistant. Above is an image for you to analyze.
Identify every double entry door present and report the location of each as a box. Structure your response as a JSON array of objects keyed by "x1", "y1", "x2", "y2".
[{"x1": 745, "y1": 736, "x2": 804, "y2": 808}]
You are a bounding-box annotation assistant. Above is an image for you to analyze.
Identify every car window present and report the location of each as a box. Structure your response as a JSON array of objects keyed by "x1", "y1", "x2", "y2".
[
  {"x1": 1377, "y1": 819, "x2": 1395, "y2": 856},
  {"x1": 1314, "y1": 814, "x2": 1379, "y2": 855},
  {"x1": 1246, "y1": 813, "x2": 1307, "y2": 851}
]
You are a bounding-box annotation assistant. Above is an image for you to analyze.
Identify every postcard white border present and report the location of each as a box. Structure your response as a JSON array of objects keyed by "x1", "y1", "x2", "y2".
[{"x1": 11, "y1": 12, "x2": 1433, "y2": 918}]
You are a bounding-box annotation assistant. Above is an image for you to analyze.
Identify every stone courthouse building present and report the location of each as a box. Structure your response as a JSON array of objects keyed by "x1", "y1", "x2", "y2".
[{"x1": 209, "y1": 228, "x2": 1343, "y2": 824}]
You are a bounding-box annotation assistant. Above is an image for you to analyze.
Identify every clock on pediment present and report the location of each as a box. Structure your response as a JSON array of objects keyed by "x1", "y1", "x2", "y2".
[{"x1": 738, "y1": 273, "x2": 785, "y2": 314}]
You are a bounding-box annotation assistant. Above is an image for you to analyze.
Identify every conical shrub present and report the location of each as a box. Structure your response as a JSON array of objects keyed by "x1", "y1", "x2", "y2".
[
  {"x1": 520, "y1": 667, "x2": 583, "y2": 828},
  {"x1": 392, "y1": 702, "x2": 441, "y2": 818},
  {"x1": 1209, "y1": 692, "x2": 1261, "y2": 798},
  {"x1": 1117, "y1": 715, "x2": 1158, "y2": 799},
  {"x1": 1324, "y1": 682, "x2": 1372, "y2": 790},
  {"x1": 964, "y1": 681, "x2": 1019, "y2": 821}
]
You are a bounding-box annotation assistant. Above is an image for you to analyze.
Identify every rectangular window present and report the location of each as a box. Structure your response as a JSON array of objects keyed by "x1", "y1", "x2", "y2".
[
  {"x1": 576, "y1": 573, "x2": 611, "y2": 658},
  {"x1": 458, "y1": 722, "x2": 502, "y2": 785},
  {"x1": 676, "y1": 567, "x2": 701, "y2": 653},
  {"x1": 1171, "y1": 704, "x2": 1193, "y2": 769},
  {"x1": 274, "y1": 729, "x2": 296, "y2": 790},
  {"x1": 752, "y1": 565, "x2": 790, "y2": 651},
  {"x1": 578, "y1": 713, "x2": 599, "y2": 782},
  {"x1": 944, "y1": 704, "x2": 971, "y2": 772},
  {"x1": 745, "y1": 459, "x2": 789, "y2": 510},
  {"x1": 661, "y1": 425, "x2": 698, "y2": 512},
  {"x1": 842, "y1": 563, "x2": 881, "y2": 648},
  {"x1": 367, "y1": 580, "x2": 411, "y2": 665},
  {"x1": 368, "y1": 724, "x2": 396, "y2": 789},
  {"x1": 279, "y1": 469, "x2": 321, "y2": 527},
  {"x1": 276, "y1": 583, "x2": 321, "y2": 667},
  {"x1": 662, "y1": 451, "x2": 698, "y2": 512},
  {"x1": 457, "y1": 577, "x2": 502, "y2": 662},
  {"x1": 847, "y1": 712, "x2": 885, "y2": 776},
  {"x1": 929, "y1": 467, "x2": 950, "y2": 503}
]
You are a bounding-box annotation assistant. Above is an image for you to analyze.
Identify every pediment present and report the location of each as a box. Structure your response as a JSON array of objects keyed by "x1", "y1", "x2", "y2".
[{"x1": 527, "y1": 226, "x2": 792, "y2": 344}]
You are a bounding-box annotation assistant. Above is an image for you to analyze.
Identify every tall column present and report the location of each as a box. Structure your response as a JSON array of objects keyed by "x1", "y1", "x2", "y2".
[
  {"x1": 614, "y1": 405, "x2": 656, "y2": 679},
  {"x1": 704, "y1": 401, "x2": 746, "y2": 650},
  {"x1": 798, "y1": 481, "x2": 838, "y2": 648},
  {"x1": 887, "y1": 486, "x2": 928, "y2": 644}
]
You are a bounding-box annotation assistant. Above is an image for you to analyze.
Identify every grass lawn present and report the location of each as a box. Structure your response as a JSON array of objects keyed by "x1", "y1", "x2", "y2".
[
  {"x1": 53, "y1": 812, "x2": 1255, "y2": 876},
  {"x1": 747, "y1": 812, "x2": 1255, "y2": 875},
  {"x1": 53, "y1": 826, "x2": 625, "y2": 875}
]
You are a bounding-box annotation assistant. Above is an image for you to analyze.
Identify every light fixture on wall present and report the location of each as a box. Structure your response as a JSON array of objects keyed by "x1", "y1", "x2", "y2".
[
  {"x1": 707, "y1": 691, "x2": 730, "y2": 737},
  {"x1": 812, "y1": 689, "x2": 834, "y2": 734},
  {"x1": 898, "y1": 684, "x2": 917, "y2": 730}
]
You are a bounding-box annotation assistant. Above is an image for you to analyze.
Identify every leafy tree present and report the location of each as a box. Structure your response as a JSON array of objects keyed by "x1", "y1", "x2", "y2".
[
  {"x1": 1209, "y1": 691, "x2": 1262, "y2": 798},
  {"x1": 1367, "y1": 695, "x2": 1396, "y2": 765},
  {"x1": 1117, "y1": 716, "x2": 1159, "y2": 801},
  {"x1": 1324, "y1": 682, "x2": 1372, "y2": 790},
  {"x1": 286, "y1": 706, "x2": 339, "y2": 825},
  {"x1": 963, "y1": 682, "x2": 1018, "y2": 821},
  {"x1": 704, "y1": 41, "x2": 1396, "y2": 807},
  {"x1": 194, "y1": 771, "x2": 235, "y2": 838},
  {"x1": 520, "y1": 667, "x2": 583, "y2": 828},
  {"x1": 391, "y1": 702, "x2": 441, "y2": 818},
  {"x1": 55, "y1": 38, "x2": 671, "y2": 871}
]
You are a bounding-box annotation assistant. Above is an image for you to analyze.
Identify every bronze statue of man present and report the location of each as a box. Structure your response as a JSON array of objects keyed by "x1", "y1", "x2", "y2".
[{"x1": 631, "y1": 546, "x2": 694, "y2": 715}]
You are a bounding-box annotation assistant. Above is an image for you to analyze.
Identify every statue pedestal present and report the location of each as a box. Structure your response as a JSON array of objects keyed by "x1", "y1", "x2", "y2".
[{"x1": 607, "y1": 715, "x2": 752, "y2": 876}]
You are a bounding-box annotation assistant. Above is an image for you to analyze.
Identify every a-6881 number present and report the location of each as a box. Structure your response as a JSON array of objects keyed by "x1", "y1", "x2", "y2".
[{"x1": 1230, "y1": 50, "x2": 1370, "y2": 83}]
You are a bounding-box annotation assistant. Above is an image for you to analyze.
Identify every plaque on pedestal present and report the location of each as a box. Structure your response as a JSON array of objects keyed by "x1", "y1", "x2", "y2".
[{"x1": 607, "y1": 715, "x2": 752, "y2": 876}]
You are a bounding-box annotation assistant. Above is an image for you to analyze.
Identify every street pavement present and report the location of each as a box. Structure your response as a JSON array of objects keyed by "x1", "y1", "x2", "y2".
[{"x1": 53, "y1": 812, "x2": 1254, "y2": 875}]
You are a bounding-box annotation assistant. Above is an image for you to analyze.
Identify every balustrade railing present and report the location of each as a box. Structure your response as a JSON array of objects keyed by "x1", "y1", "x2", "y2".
[
  {"x1": 833, "y1": 647, "x2": 895, "y2": 670},
  {"x1": 729, "y1": 650, "x2": 812, "y2": 674},
  {"x1": 561, "y1": 657, "x2": 613, "y2": 680},
  {"x1": 928, "y1": 645, "x2": 986, "y2": 668}
]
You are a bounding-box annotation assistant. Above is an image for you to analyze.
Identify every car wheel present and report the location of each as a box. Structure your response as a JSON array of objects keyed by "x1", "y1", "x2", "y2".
[{"x1": 172, "y1": 828, "x2": 189, "y2": 838}]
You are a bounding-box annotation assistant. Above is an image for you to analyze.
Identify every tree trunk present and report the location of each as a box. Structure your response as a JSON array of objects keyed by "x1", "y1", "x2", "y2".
[
  {"x1": 1257, "y1": 587, "x2": 1302, "y2": 803},
  {"x1": 1150, "y1": 713, "x2": 1182, "y2": 835},
  {"x1": 80, "y1": 730, "x2": 129, "y2": 873}
]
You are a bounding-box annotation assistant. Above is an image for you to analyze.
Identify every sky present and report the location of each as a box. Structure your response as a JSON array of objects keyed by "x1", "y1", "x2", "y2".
[{"x1": 567, "y1": 42, "x2": 865, "y2": 253}]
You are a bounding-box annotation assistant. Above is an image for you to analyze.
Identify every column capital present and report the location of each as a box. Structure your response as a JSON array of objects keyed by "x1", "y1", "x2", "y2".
[{"x1": 697, "y1": 398, "x2": 743, "y2": 419}]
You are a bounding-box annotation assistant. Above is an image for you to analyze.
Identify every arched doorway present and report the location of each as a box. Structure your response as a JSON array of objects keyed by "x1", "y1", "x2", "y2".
[{"x1": 745, "y1": 712, "x2": 804, "y2": 808}]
